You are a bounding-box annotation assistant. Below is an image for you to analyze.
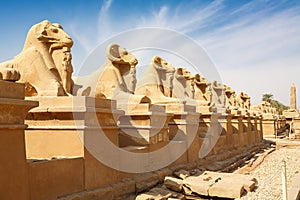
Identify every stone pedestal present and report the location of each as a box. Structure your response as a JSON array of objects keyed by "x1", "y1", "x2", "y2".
[
  {"x1": 167, "y1": 104, "x2": 200, "y2": 164},
  {"x1": 224, "y1": 114, "x2": 234, "y2": 149},
  {"x1": 197, "y1": 113, "x2": 212, "y2": 158},
  {"x1": 212, "y1": 114, "x2": 229, "y2": 154},
  {"x1": 283, "y1": 109, "x2": 299, "y2": 125},
  {"x1": 239, "y1": 108, "x2": 249, "y2": 116},
  {"x1": 118, "y1": 104, "x2": 171, "y2": 148},
  {"x1": 198, "y1": 113, "x2": 228, "y2": 158},
  {"x1": 256, "y1": 115, "x2": 263, "y2": 141},
  {"x1": 227, "y1": 109, "x2": 241, "y2": 115},
  {"x1": 0, "y1": 80, "x2": 38, "y2": 200},
  {"x1": 231, "y1": 115, "x2": 241, "y2": 148},
  {"x1": 25, "y1": 96, "x2": 125, "y2": 190},
  {"x1": 292, "y1": 117, "x2": 300, "y2": 139},
  {"x1": 247, "y1": 115, "x2": 257, "y2": 145},
  {"x1": 261, "y1": 114, "x2": 276, "y2": 137},
  {"x1": 238, "y1": 114, "x2": 249, "y2": 147},
  {"x1": 196, "y1": 105, "x2": 213, "y2": 115},
  {"x1": 25, "y1": 96, "x2": 122, "y2": 159},
  {"x1": 251, "y1": 115, "x2": 261, "y2": 143}
]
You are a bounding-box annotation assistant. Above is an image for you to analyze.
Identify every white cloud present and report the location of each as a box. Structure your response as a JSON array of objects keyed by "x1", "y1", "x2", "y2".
[
  {"x1": 102, "y1": 0, "x2": 113, "y2": 11},
  {"x1": 97, "y1": 0, "x2": 114, "y2": 43},
  {"x1": 69, "y1": 1, "x2": 300, "y2": 106},
  {"x1": 197, "y1": 6, "x2": 300, "y2": 105}
]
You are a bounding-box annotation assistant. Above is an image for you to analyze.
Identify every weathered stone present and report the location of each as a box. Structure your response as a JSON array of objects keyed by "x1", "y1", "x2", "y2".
[
  {"x1": 183, "y1": 175, "x2": 214, "y2": 196},
  {"x1": 208, "y1": 179, "x2": 244, "y2": 198},
  {"x1": 164, "y1": 176, "x2": 183, "y2": 192},
  {"x1": 182, "y1": 185, "x2": 192, "y2": 195},
  {"x1": 182, "y1": 171, "x2": 257, "y2": 198},
  {"x1": 74, "y1": 43, "x2": 151, "y2": 114},
  {"x1": 236, "y1": 92, "x2": 251, "y2": 115},
  {"x1": 135, "y1": 56, "x2": 209, "y2": 113},
  {"x1": 0, "y1": 81, "x2": 38, "y2": 200},
  {"x1": 205, "y1": 171, "x2": 257, "y2": 192},
  {"x1": 111, "y1": 179, "x2": 136, "y2": 198},
  {"x1": 84, "y1": 187, "x2": 114, "y2": 200},
  {"x1": 154, "y1": 168, "x2": 173, "y2": 181},
  {"x1": 210, "y1": 81, "x2": 226, "y2": 113},
  {"x1": 135, "y1": 188, "x2": 170, "y2": 200},
  {"x1": 224, "y1": 85, "x2": 243, "y2": 116},
  {"x1": 190, "y1": 168, "x2": 203, "y2": 176},
  {"x1": 134, "y1": 173, "x2": 160, "y2": 193},
  {"x1": 174, "y1": 169, "x2": 190, "y2": 179},
  {"x1": 136, "y1": 187, "x2": 185, "y2": 200},
  {"x1": 0, "y1": 20, "x2": 73, "y2": 96}
]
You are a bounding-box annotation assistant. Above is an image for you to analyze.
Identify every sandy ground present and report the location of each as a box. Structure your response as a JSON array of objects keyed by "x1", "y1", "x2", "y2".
[{"x1": 238, "y1": 142, "x2": 300, "y2": 200}]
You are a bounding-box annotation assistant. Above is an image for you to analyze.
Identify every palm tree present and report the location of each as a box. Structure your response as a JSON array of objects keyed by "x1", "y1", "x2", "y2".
[
  {"x1": 262, "y1": 93, "x2": 289, "y2": 114},
  {"x1": 262, "y1": 93, "x2": 273, "y2": 103}
]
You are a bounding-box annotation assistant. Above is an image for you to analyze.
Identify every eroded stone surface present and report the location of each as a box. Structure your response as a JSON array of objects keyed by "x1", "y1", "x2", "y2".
[
  {"x1": 164, "y1": 176, "x2": 183, "y2": 192},
  {"x1": 0, "y1": 20, "x2": 73, "y2": 96},
  {"x1": 181, "y1": 171, "x2": 257, "y2": 198},
  {"x1": 74, "y1": 44, "x2": 151, "y2": 114}
]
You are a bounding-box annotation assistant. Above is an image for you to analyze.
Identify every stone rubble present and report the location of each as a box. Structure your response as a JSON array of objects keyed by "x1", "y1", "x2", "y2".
[
  {"x1": 164, "y1": 177, "x2": 183, "y2": 192},
  {"x1": 136, "y1": 170, "x2": 257, "y2": 199}
]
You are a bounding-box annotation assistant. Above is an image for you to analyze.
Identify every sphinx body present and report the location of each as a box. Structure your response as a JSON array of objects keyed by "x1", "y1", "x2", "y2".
[
  {"x1": 236, "y1": 92, "x2": 251, "y2": 109},
  {"x1": 73, "y1": 44, "x2": 150, "y2": 111},
  {"x1": 136, "y1": 56, "x2": 215, "y2": 113},
  {"x1": 209, "y1": 81, "x2": 226, "y2": 113},
  {"x1": 224, "y1": 85, "x2": 239, "y2": 110},
  {"x1": 0, "y1": 20, "x2": 74, "y2": 96},
  {"x1": 193, "y1": 74, "x2": 212, "y2": 103},
  {"x1": 135, "y1": 56, "x2": 183, "y2": 105},
  {"x1": 172, "y1": 67, "x2": 211, "y2": 107}
]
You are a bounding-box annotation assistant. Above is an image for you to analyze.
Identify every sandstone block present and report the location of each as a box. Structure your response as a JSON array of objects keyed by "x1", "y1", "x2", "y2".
[
  {"x1": 164, "y1": 176, "x2": 183, "y2": 192},
  {"x1": 174, "y1": 169, "x2": 190, "y2": 180},
  {"x1": 208, "y1": 179, "x2": 244, "y2": 198}
]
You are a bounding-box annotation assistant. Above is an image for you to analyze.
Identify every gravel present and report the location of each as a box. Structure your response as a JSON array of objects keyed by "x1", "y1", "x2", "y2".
[{"x1": 237, "y1": 145, "x2": 300, "y2": 200}]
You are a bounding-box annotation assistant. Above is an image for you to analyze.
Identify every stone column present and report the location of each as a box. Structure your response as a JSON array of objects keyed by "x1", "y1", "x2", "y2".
[{"x1": 290, "y1": 83, "x2": 296, "y2": 110}]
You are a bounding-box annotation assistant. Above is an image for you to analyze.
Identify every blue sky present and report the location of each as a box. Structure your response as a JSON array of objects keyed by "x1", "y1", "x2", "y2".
[{"x1": 1, "y1": 0, "x2": 300, "y2": 105}]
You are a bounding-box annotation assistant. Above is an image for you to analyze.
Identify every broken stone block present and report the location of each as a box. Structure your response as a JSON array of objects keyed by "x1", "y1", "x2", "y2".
[
  {"x1": 189, "y1": 169, "x2": 203, "y2": 176},
  {"x1": 205, "y1": 171, "x2": 257, "y2": 192},
  {"x1": 174, "y1": 169, "x2": 190, "y2": 180},
  {"x1": 164, "y1": 176, "x2": 183, "y2": 192},
  {"x1": 240, "y1": 179, "x2": 256, "y2": 192},
  {"x1": 135, "y1": 187, "x2": 185, "y2": 200},
  {"x1": 182, "y1": 175, "x2": 214, "y2": 196},
  {"x1": 182, "y1": 185, "x2": 192, "y2": 195},
  {"x1": 135, "y1": 193, "x2": 164, "y2": 200},
  {"x1": 182, "y1": 171, "x2": 257, "y2": 198},
  {"x1": 208, "y1": 179, "x2": 245, "y2": 198}
]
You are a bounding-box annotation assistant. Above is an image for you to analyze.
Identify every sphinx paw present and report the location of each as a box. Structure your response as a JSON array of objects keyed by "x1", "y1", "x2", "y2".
[{"x1": 0, "y1": 68, "x2": 21, "y2": 81}]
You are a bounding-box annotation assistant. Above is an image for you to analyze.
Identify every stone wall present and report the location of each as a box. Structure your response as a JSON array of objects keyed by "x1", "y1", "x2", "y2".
[
  {"x1": 0, "y1": 80, "x2": 38, "y2": 200},
  {"x1": 0, "y1": 79, "x2": 269, "y2": 200}
]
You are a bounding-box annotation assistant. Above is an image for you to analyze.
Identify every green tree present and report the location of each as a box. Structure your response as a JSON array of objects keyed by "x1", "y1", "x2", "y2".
[
  {"x1": 262, "y1": 93, "x2": 273, "y2": 103},
  {"x1": 261, "y1": 93, "x2": 289, "y2": 114}
]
